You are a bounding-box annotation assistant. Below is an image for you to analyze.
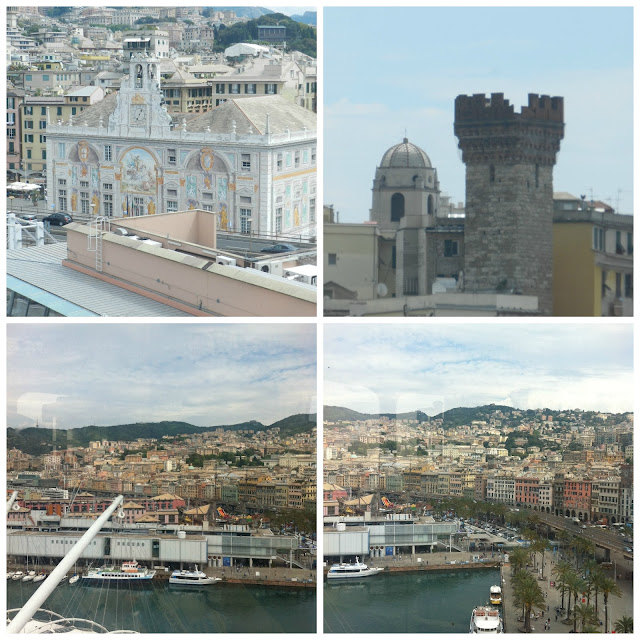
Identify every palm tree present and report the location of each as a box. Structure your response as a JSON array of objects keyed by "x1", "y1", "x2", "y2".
[
  {"x1": 512, "y1": 571, "x2": 545, "y2": 633},
  {"x1": 571, "y1": 602, "x2": 598, "y2": 633},
  {"x1": 583, "y1": 559, "x2": 601, "y2": 607},
  {"x1": 552, "y1": 560, "x2": 573, "y2": 609},
  {"x1": 600, "y1": 576, "x2": 623, "y2": 632},
  {"x1": 530, "y1": 538, "x2": 550, "y2": 578},
  {"x1": 590, "y1": 568, "x2": 606, "y2": 617},
  {"x1": 614, "y1": 616, "x2": 633, "y2": 633},
  {"x1": 509, "y1": 547, "x2": 530, "y2": 576},
  {"x1": 574, "y1": 536, "x2": 595, "y2": 570},
  {"x1": 565, "y1": 570, "x2": 587, "y2": 623}
]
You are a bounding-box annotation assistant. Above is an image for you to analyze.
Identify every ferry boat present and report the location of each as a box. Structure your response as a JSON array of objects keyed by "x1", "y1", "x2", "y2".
[
  {"x1": 470, "y1": 606, "x2": 503, "y2": 633},
  {"x1": 169, "y1": 566, "x2": 222, "y2": 586},
  {"x1": 490, "y1": 585, "x2": 502, "y2": 605},
  {"x1": 82, "y1": 560, "x2": 156, "y2": 582},
  {"x1": 326, "y1": 557, "x2": 384, "y2": 580}
]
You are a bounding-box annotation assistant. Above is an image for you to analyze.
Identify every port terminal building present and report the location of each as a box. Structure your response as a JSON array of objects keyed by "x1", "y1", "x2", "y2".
[
  {"x1": 7, "y1": 517, "x2": 300, "y2": 570},
  {"x1": 324, "y1": 514, "x2": 457, "y2": 561}
]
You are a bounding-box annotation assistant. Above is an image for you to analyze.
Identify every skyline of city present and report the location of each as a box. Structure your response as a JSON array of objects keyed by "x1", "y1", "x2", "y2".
[{"x1": 325, "y1": 6, "x2": 634, "y2": 222}]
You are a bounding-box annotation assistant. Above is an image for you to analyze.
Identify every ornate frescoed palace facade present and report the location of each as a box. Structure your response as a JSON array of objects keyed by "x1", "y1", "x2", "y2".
[{"x1": 45, "y1": 54, "x2": 317, "y2": 239}]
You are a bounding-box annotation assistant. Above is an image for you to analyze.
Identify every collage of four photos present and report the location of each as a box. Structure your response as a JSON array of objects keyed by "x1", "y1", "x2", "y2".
[{"x1": 5, "y1": 3, "x2": 635, "y2": 635}]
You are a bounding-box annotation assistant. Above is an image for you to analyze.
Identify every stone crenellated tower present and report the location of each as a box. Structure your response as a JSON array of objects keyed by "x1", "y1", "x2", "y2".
[{"x1": 454, "y1": 93, "x2": 564, "y2": 315}]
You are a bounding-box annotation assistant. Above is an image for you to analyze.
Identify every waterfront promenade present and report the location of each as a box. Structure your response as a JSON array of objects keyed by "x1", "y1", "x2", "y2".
[{"x1": 502, "y1": 552, "x2": 633, "y2": 633}]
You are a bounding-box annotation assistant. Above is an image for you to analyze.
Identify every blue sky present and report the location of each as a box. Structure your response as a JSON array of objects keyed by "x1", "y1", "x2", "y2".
[
  {"x1": 7, "y1": 324, "x2": 316, "y2": 429},
  {"x1": 324, "y1": 6, "x2": 634, "y2": 222},
  {"x1": 324, "y1": 323, "x2": 634, "y2": 415}
]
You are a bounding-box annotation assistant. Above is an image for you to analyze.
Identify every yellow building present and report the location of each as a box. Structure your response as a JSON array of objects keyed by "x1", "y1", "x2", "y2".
[{"x1": 553, "y1": 193, "x2": 633, "y2": 316}]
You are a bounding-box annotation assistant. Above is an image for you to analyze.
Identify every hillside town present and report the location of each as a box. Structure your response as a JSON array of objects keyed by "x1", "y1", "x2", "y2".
[{"x1": 323, "y1": 406, "x2": 633, "y2": 525}]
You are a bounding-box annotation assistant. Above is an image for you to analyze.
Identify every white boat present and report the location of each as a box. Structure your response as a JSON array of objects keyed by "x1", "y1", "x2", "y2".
[
  {"x1": 470, "y1": 606, "x2": 503, "y2": 633},
  {"x1": 82, "y1": 560, "x2": 156, "y2": 582},
  {"x1": 11, "y1": 571, "x2": 24, "y2": 581},
  {"x1": 326, "y1": 557, "x2": 384, "y2": 580},
  {"x1": 169, "y1": 565, "x2": 222, "y2": 586},
  {"x1": 22, "y1": 573, "x2": 34, "y2": 583},
  {"x1": 490, "y1": 585, "x2": 502, "y2": 605},
  {"x1": 69, "y1": 573, "x2": 80, "y2": 584},
  {"x1": 33, "y1": 573, "x2": 47, "y2": 583}
]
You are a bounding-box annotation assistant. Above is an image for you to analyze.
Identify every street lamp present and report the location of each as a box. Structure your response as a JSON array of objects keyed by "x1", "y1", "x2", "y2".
[
  {"x1": 90, "y1": 203, "x2": 97, "y2": 217},
  {"x1": 9, "y1": 195, "x2": 15, "y2": 213}
]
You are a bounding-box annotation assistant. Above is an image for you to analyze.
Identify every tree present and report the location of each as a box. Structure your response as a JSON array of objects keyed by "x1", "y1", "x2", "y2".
[
  {"x1": 571, "y1": 602, "x2": 598, "y2": 633},
  {"x1": 564, "y1": 570, "x2": 587, "y2": 624},
  {"x1": 553, "y1": 560, "x2": 573, "y2": 609},
  {"x1": 614, "y1": 616, "x2": 633, "y2": 633},
  {"x1": 600, "y1": 577, "x2": 623, "y2": 632},
  {"x1": 509, "y1": 547, "x2": 530, "y2": 576},
  {"x1": 512, "y1": 570, "x2": 545, "y2": 633}
]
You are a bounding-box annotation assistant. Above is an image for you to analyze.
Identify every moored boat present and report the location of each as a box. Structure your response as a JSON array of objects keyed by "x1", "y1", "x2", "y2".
[
  {"x1": 12, "y1": 571, "x2": 24, "y2": 581},
  {"x1": 82, "y1": 560, "x2": 156, "y2": 582},
  {"x1": 69, "y1": 574, "x2": 80, "y2": 584},
  {"x1": 33, "y1": 572, "x2": 47, "y2": 583},
  {"x1": 490, "y1": 585, "x2": 502, "y2": 605},
  {"x1": 470, "y1": 606, "x2": 503, "y2": 633},
  {"x1": 327, "y1": 557, "x2": 384, "y2": 580},
  {"x1": 169, "y1": 565, "x2": 221, "y2": 586}
]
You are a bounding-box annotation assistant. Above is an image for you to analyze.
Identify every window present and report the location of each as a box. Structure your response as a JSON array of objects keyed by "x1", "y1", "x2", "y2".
[
  {"x1": 230, "y1": 83, "x2": 240, "y2": 94},
  {"x1": 133, "y1": 196, "x2": 144, "y2": 216},
  {"x1": 103, "y1": 193, "x2": 113, "y2": 216},
  {"x1": 8, "y1": 128, "x2": 15, "y2": 139},
  {"x1": 39, "y1": 135, "x2": 46, "y2": 143},
  {"x1": 241, "y1": 154, "x2": 251, "y2": 171},
  {"x1": 24, "y1": 120, "x2": 33, "y2": 129},
  {"x1": 328, "y1": 253, "x2": 337, "y2": 265},
  {"x1": 277, "y1": 153, "x2": 283, "y2": 171},
  {"x1": 240, "y1": 208, "x2": 252, "y2": 233},
  {"x1": 168, "y1": 148, "x2": 176, "y2": 164},
  {"x1": 58, "y1": 190, "x2": 67, "y2": 211},
  {"x1": 444, "y1": 239, "x2": 459, "y2": 257},
  {"x1": 166, "y1": 200, "x2": 178, "y2": 212},
  {"x1": 8, "y1": 142, "x2": 14, "y2": 153},
  {"x1": 202, "y1": 204, "x2": 213, "y2": 212},
  {"x1": 58, "y1": 142, "x2": 65, "y2": 158},
  {"x1": 41, "y1": 107, "x2": 47, "y2": 116},
  {"x1": 624, "y1": 273, "x2": 633, "y2": 298},
  {"x1": 58, "y1": 179, "x2": 66, "y2": 186},
  {"x1": 627, "y1": 232, "x2": 633, "y2": 255},
  {"x1": 25, "y1": 106, "x2": 33, "y2": 115},
  {"x1": 80, "y1": 180, "x2": 89, "y2": 188},
  {"x1": 245, "y1": 83, "x2": 256, "y2": 94},
  {"x1": 25, "y1": 134, "x2": 34, "y2": 143},
  {"x1": 593, "y1": 226, "x2": 604, "y2": 251},
  {"x1": 56, "y1": 106, "x2": 62, "y2": 116},
  {"x1": 265, "y1": 83, "x2": 277, "y2": 95},
  {"x1": 26, "y1": 149, "x2": 32, "y2": 159},
  {"x1": 615, "y1": 272, "x2": 622, "y2": 298},
  {"x1": 203, "y1": 192, "x2": 213, "y2": 201},
  {"x1": 103, "y1": 183, "x2": 113, "y2": 191},
  {"x1": 7, "y1": 97, "x2": 15, "y2": 109},
  {"x1": 104, "y1": 145, "x2": 112, "y2": 161},
  {"x1": 310, "y1": 198, "x2": 316, "y2": 223},
  {"x1": 215, "y1": 83, "x2": 225, "y2": 94},
  {"x1": 601, "y1": 270, "x2": 608, "y2": 298},
  {"x1": 42, "y1": 149, "x2": 46, "y2": 160},
  {"x1": 81, "y1": 192, "x2": 90, "y2": 215},
  {"x1": 7, "y1": 113, "x2": 15, "y2": 125},
  {"x1": 240, "y1": 196, "x2": 251, "y2": 204},
  {"x1": 167, "y1": 188, "x2": 178, "y2": 198},
  {"x1": 391, "y1": 193, "x2": 405, "y2": 221},
  {"x1": 275, "y1": 207, "x2": 283, "y2": 233},
  {"x1": 295, "y1": 151, "x2": 300, "y2": 168}
]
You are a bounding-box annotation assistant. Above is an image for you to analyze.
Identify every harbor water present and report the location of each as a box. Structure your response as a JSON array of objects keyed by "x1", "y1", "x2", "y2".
[
  {"x1": 324, "y1": 568, "x2": 501, "y2": 633},
  {"x1": 7, "y1": 578, "x2": 316, "y2": 633}
]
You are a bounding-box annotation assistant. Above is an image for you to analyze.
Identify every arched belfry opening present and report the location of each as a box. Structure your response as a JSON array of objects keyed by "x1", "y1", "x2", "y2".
[{"x1": 391, "y1": 193, "x2": 405, "y2": 221}]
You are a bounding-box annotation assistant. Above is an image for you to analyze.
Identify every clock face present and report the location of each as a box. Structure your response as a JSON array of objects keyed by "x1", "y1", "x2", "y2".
[{"x1": 131, "y1": 105, "x2": 147, "y2": 124}]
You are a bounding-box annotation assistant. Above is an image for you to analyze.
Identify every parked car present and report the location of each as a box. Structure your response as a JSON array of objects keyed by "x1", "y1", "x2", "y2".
[
  {"x1": 20, "y1": 213, "x2": 38, "y2": 222},
  {"x1": 260, "y1": 243, "x2": 297, "y2": 253},
  {"x1": 43, "y1": 212, "x2": 73, "y2": 226}
]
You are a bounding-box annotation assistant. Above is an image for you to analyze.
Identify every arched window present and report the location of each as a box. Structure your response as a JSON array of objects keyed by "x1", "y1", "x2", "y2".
[
  {"x1": 391, "y1": 193, "x2": 404, "y2": 221},
  {"x1": 135, "y1": 64, "x2": 143, "y2": 89},
  {"x1": 427, "y1": 194, "x2": 434, "y2": 215}
]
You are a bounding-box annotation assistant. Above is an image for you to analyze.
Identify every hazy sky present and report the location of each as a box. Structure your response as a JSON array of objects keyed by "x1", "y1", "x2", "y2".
[
  {"x1": 324, "y1": 323, "x2": 634, "y2": 415},
  {"x1": 7, "y1": 324, "x2": 316, "y2": 429},
  {"x1": 324, "y1": 6, "x2": 634, "y2": 222}
]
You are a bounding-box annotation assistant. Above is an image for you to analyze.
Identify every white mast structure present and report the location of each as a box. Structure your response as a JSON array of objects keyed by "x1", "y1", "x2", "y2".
[
  {"x1": 7, "y1": 495, "x2": 125, "y2": 634},
  {"x1": 6, "y1": 491, "x2": 19, "y2": 513}
]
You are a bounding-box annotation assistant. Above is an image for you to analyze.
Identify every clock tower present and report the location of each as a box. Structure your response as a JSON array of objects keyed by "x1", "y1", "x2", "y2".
[{"x1": 108, "y1": 53, "x2": 172, "y2": 138}]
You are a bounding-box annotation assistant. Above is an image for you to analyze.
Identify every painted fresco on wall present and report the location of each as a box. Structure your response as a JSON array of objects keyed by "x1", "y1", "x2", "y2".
[
  {"x1": 71, "y1": 165, "x2": 77, "y2": 187},
  {"x1": 91, "y1": 167, "x2": 99, "y2": 189},
  {"x1": 285, "y1": 207, "x2": 292, "y2": 229},
  {"x1": 186, "y1": 175, "x2": 197, "y2": 199},
  {"x1": 217, "y1": 177, "x2": 228, "y2": 202},
  {"x1": 121, "y1": 148, "x2": 157, "y2": 195},
  {"x1": 218, "y1": 204, "x2": 229, "y2": 230}
]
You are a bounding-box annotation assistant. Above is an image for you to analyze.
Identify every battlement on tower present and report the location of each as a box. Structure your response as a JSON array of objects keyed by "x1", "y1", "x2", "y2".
[{"x1": 455, "y1": 92, "x2": 563, "y2": 124}]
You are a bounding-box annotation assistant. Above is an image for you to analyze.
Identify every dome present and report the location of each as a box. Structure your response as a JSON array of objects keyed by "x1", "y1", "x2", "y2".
[{"x1": 380, "y1": 138, "x2": 432, "y2": 169}]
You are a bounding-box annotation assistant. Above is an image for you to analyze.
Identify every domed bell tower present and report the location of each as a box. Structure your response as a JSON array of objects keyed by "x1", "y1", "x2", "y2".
[{"x1": 371, "y1": 138, "x2": 440, "y2": 296}]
